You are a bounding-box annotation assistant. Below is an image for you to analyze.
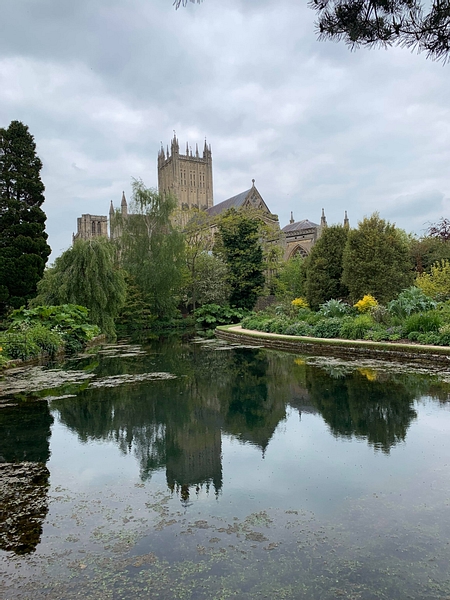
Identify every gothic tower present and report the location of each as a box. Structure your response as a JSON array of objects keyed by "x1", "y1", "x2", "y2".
[{"x1": 158, "y1": 133, "x2": 213, "y2": 211}]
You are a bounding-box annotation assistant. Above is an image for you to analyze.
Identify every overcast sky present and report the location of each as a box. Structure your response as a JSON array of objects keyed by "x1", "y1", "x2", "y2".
[{"x1": 1, "y1": 0, "x2": 449, "y2": 260}]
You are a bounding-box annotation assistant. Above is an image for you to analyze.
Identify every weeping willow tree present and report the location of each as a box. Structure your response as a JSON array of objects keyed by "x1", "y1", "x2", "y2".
[
  {"x1": 33, "y1": 237, "x2": 126, "y2": 337},
  {"x1": 113, "y1": 180, "x2": 185, "y2": 320}
]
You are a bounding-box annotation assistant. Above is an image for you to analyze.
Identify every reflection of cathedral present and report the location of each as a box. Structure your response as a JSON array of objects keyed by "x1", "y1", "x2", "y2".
[
  {"x1": 73, "y1": 133, "x2": 350, "y2": 260},
  {"x1": 166, "y1": 424, "x2": 222, "y2": 501}
]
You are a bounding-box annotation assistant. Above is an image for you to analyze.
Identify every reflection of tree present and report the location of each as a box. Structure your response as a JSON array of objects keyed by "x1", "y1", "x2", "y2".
[
  {"x1": 0, "y1": 462, "x2": 49, "y2": 555},
  {"x1": 306, "y1": 367, "x2": 418, "y2": 453},
  {"x1": 221, "y1": 349, "x2": 286, "y2": 452},
  {"x1": 0, "y1": 400, "x2": 52, "y2": 555},
  {"x1": 0, "y1": 400, "x2": 53, "y2": 463}
]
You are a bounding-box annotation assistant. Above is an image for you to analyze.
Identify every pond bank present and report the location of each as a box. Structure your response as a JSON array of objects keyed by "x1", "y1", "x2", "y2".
[
  {"x1": 0, "y1": 334, "x2": 107, "y2": 372},
  {"x1": 215, "y1": 324, "x2": 450, "y2": 366}
]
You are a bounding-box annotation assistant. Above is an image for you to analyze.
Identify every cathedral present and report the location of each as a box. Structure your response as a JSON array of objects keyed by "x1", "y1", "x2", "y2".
[{"x1": 73, "y1": 133, "x2": 342, "y2": 259}]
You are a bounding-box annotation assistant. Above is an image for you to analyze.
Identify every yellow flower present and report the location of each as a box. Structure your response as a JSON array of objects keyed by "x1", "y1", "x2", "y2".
[
  {"x1": 291, "y1": 297, "x2": 309, "y2": 309},
  {"x1": 358, "y1": 368, "x2": 377, "y2": 381},
  {"x1": 354, "y1": 294, "x2": 378, "y2": 313}
]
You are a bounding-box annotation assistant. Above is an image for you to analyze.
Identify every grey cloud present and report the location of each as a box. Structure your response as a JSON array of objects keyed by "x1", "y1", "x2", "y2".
[{"x1": 1, "y1": 0, "x2": 449, "y2": 259}]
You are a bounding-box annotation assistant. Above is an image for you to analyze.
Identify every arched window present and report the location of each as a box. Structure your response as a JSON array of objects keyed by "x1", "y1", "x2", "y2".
[
  {"x1": 91, "y1": 221, "x2": 96, "y2": 235},
  {"x1": 97, "y1": 222, "x2": 102, "y2": 234},
  {"x1": 289, "y1": 245, "x2": 309, "y2": 259}
]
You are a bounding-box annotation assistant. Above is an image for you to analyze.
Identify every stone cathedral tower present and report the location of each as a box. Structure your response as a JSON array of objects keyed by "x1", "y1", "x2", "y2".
[{"x1": 158, "y1": 133, "x2": 213, "y2": 211}]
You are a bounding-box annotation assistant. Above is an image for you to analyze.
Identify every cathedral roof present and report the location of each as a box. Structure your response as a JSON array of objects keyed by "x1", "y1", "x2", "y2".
[
  {"x1": 282, "y1": 219, "x2": 319, "y2": 233},
  {"x1": 206, "y1": 188, "x2": 253, "y2": 217}
]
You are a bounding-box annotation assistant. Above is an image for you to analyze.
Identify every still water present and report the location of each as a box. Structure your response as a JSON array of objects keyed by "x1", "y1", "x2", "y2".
[{"x1": 1, "y1": 336, "x2": 450, "y2": 599}]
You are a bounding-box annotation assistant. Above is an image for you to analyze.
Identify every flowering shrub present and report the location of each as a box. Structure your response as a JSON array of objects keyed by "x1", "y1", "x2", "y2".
[
  {"x1": 354, "y1": 295, "x2": 378, "y2": 313},
  {"x1": 291, "y1": 297, "x2": 309, "y2": 309}
]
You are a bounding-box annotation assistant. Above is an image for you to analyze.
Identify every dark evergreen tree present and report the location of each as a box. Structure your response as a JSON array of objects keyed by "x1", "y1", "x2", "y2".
[
  {"x1": 311, "y1": 0, "x2": 450, "y2": 63},
  {"x1": 342, "y1": 213, "x2": 413, "y2": 304},
  {"x1": 215, "y1": 209, "x2": 265, "y2": 310},
  {"x1": 175, "y1": 0, "x2": 450, "y2": 62},
  {"x1": 0, "y1": 121, "x2": 51, "y2": 315},
  {"x1": 305, "y1": 224, "x2": 349, "y2": 310}
]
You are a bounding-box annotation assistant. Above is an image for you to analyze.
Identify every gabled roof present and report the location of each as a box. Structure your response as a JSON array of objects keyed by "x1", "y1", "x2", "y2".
[
  {"x1": 282, "y1": 219, "x2": 319, "y2": 233},
  {"x1": 206, "y1": 184, "x2": 273, "y2": 218},
  {"x1": 206, "y1": 188, "x2": 253, "y2": 217}
]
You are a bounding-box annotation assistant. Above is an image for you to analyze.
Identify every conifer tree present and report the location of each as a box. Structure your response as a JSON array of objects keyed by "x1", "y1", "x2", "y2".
[
  {"x1": 305, "y1": 224, "x2": 349, "y2": 310},
  {"x1": 215, "y1": 209, "x2": 265, "y2": 310},
  {"x1": 0, "y1": 121, "x2": 51, "y2": 315}
]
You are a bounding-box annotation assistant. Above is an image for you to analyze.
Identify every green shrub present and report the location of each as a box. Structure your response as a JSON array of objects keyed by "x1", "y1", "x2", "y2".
[
  {"x1": 408, "y1": 331, "x2": 419, "y2": 341},
  {"x1": 364, "y1": 326, "x2": 389, "y2": 341},
  {"x1": 388, "y1": 286, "x2": 436, "y2": 318},
  {"x1": 312, "y1": 318, "x2": 343, "y2": 338},
  {"x1": 284, "y1": 322, "x2": 313, "y2": 336},
  {"x1": 195, "y1": 304, "x2": 247, "y2": 327},
  {"x1": 340, "y1": 315, "x2": 374, "y2": 339},
  {"x1": 268, "y1": 317, "x2": 291, "y2": 334},
  {"x1": 1, "y1": 331, "x2": 40, "y2": 361},
  {"x1": 370, "y1": 305, "x2": 391, "y2": 325},
  {"x1": 304, "y1": 311, "x2": 322, "y2": 326},
  {"x1": 318, "y1": 299, "x2": 353, "y2": 318},
  {"x1": 28, "y1": 325, "x2": 63, "y2": 357},
  {"x1": 439, "y1": 324, "x2": 450, "y2": 346},
  {"x1": 404, "y1": 311, "x2": 442, "y2": 334},
  {"x1": 386, "y1": 325, "x2": 404, "y2": 341},
  {"x1": 416, "y1": 332, "x2": 441, "y2": 345}
]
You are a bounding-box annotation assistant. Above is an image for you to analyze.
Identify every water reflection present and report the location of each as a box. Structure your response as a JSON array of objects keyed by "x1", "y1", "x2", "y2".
[
  {"x1": 50, "y1": 339, "x2": 450, "y2": 503},
  {"x1": 305, "y1": 368, "x2": 419, "y2": 453},
  {"x1": 0, "y1": 401, "x2": 52, "y2": 554}
]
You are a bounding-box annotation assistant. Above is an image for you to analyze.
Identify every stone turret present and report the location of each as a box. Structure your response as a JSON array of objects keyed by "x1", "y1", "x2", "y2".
[{"x1": 121, "y1": 191, "x2": 127, "y2": 218}]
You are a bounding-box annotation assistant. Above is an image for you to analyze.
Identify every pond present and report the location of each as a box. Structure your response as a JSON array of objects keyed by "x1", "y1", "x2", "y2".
[{"x1": 1, "y1": 336, "x2": 450, "y2": 599}]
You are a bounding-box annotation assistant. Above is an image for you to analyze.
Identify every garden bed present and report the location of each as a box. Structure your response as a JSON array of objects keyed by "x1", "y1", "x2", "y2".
[{"x1": 215, "y1": 324, "x2": 450, "y2": 366}]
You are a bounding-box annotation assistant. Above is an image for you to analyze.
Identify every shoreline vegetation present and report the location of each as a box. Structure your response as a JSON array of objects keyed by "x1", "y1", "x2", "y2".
[
  {"x1": 216, "y1": 324, "x2": 450, "y2": 365},
  {"x1": 0, "y1": 305, "x2": 103, "y2": 370}
]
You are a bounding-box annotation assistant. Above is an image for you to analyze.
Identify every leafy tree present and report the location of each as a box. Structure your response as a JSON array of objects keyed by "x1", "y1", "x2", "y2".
[
  {"x1": 427, "y1": 217, "x2": 450, "y2": 241},
  {"x1": 190, "y1": 252, "x2": 230, "y2": 308},
  {"x1": 410, "y1": 235, "x2": 450, "y2": 274},
  {"x1": 182, "y1": 209, "x2": 215, "y2": 310},
  {"x1": 33, "y1": 238, "x2": 126, "y2": 337},
  {"x1": 0, "y1": 121, "x2": 51, "y2": 316},
  {"x1": 342, "y1": 213, "x2": 413, "y2": 304},
  {"x1": 175, "y1": 0, "x2": 450, "y2": 62},
  {"x1": 275, "y1": 254, "x2": 307, "y2": 299},
  {"x1": 305, "y1": 224, "x2": 349, "y2": 310},
  {"x1": 215, "y1": 208, "x2": 265, "y2": 310},
  {"x1": 415, "y1": 259, "x2": 450, "y2": 300},
  {"x1": 114, "y1": 180, "x2": 185, "y2": 320}
]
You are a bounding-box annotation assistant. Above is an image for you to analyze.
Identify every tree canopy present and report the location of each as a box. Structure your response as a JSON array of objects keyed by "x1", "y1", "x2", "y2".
[
  {"x1": 215, "y1": 208, "x2": 265, "y2": 310},
  {"x1": 342, "y1": 213, "x2": 413, "y2": 304},
  {"x1": 0, "y1": 121, "x2": 51, "y2": 315},
  {"x1": 34, "y1": 237, "x2": 126, "y2": 337},
  {"x1": 305, "y1": 224, "x2": 349, "y2": 310},
  {"x1": 114, "y1": 180, "x2": 185, "y2": 320}
]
